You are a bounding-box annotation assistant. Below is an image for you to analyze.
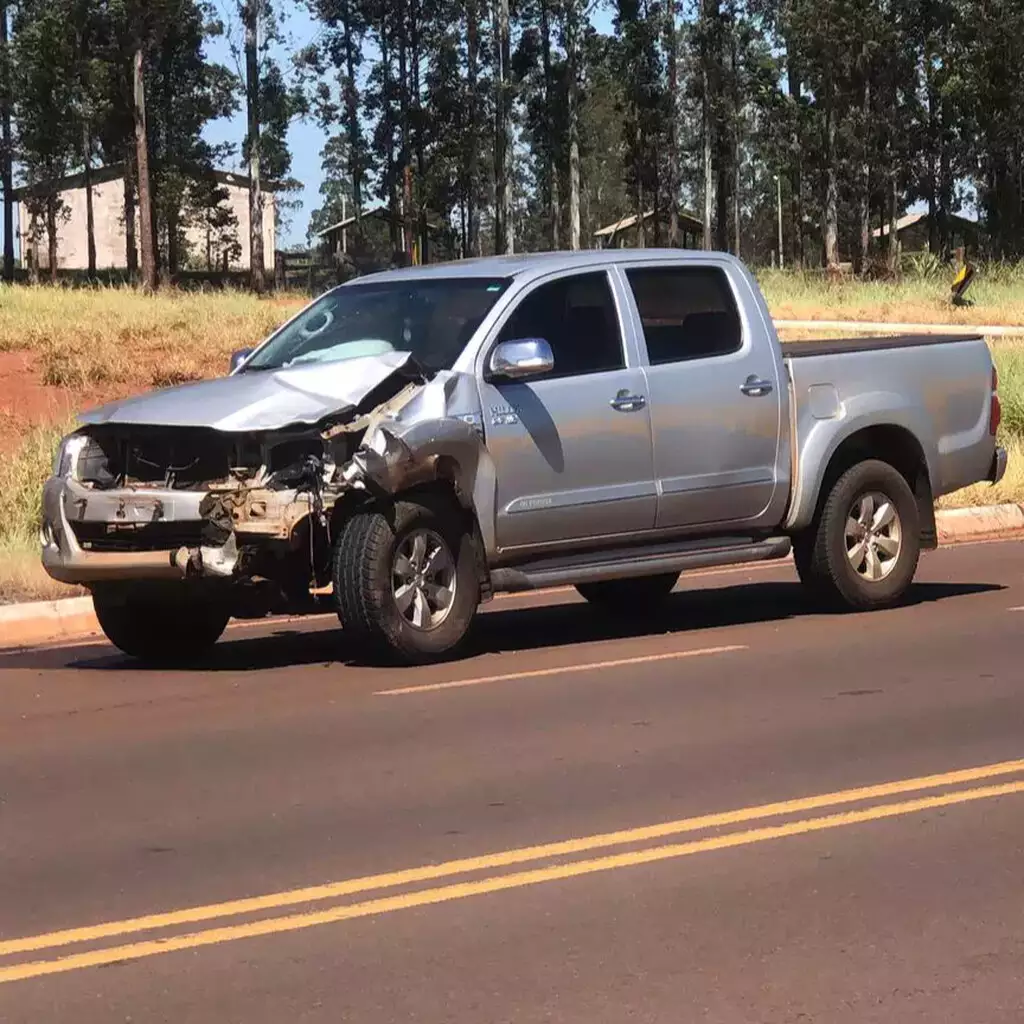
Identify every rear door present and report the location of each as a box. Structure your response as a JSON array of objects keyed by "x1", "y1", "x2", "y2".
[
  {"x1": 478, "y1": 269, "x2": 657, "y2": 554},
  {"x1": 619, "y1": 262, "x2": 783, "y2": 531}
]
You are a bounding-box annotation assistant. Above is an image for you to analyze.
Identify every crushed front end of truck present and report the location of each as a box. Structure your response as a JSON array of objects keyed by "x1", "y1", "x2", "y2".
[{"x1": 41, "y1": 357, "x2": 491, "y2": 629}]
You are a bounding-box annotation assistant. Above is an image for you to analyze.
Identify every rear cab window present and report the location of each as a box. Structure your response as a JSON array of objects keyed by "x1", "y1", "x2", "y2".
[{"x1": 624, "y1": 265, "x2": 743, "y2": 365}]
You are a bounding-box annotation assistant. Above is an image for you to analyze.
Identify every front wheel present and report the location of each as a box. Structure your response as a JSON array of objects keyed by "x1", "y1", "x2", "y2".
[
  {"x1": 333, "y1": 493, "x2": 481, "y2": 665},
  {"x1": 576, "y1": 572, "x2": 680, "y2": 613},
  {"x1": 92, "y1": 586, "x2": 231, "y2": 663},
  {"x1": 794, "y1": 458, "x2": 921, "y2": 611}
]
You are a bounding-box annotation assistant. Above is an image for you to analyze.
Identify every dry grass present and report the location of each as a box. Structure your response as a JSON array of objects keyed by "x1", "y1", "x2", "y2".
[
  {"x1": 758, "y1": 267, "x2": 1024, "y2": 326},
  {"x1": 0, "y1": 283, "x2": 307, "y2": 392},
  {"x1": 0, "y1": 537, "x2": 82, "y2": 604}
]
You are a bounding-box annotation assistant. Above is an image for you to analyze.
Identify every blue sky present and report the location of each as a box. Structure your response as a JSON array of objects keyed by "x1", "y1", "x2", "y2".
[
  {"x1": 200, "y1": 3, "x2": 619, "y2": 249},
  {"x1": 201, "y1": 3, "x2": 329, "y2": 249}
]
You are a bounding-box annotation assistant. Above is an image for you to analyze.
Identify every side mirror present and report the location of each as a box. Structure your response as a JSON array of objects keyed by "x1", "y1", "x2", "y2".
[
  {"x1": 488, "y1": 338, "x2": 555, "y2": 381},
  {"x1": 229, "y1": 348, "x2": 253, "y2": 373}
]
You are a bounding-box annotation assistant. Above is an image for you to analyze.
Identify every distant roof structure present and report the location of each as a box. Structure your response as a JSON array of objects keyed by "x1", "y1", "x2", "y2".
[
  {"x1": 315, "y1": 204, "x2": 447, "y2": 238},
  {"x1": 594, "y1": 208, "x2": 704, "y2": 241},
  {"x1": 871, "y1": 210, "x2": 979, "y2": 239},
  {"x1": 11, "y1": 162, "x2": 281, "y2": 201}
]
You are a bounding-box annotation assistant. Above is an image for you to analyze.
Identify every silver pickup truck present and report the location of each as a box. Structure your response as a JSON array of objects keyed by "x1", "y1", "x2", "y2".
[{"x1": 40, "y1": 250, "x2": 1006, "y2": 664}]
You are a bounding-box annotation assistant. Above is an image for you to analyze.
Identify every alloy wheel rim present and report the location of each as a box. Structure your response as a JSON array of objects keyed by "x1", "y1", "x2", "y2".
[
  {"x1": 391, "y1": 528, "x2": 457, "y2": 630},
  {"x1": 845, "y1": 490, "x2": 902, "y2": 582}
]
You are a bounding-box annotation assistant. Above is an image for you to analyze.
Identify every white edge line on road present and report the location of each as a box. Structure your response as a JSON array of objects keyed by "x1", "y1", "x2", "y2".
[{"x1": 374, "y1": 644, "x2": 748, "y2": 696}]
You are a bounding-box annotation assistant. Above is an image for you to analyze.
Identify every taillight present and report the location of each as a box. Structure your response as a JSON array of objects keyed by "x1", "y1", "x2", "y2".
[{"x1": 990, "y1": 366, "x2": 1001, "y2": 436}]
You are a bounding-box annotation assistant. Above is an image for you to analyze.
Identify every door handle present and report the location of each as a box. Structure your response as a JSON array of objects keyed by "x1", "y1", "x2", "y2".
[
  {"x1": 740, "y1": 375, "x2": 774, "y2": 397},
  {"x1": 610, "y1": 390, "x2": 646, "y2": 412}
]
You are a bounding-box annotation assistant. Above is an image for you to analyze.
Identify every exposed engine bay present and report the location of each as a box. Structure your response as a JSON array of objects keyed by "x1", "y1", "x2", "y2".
[{"x1": 42, "y1": 357, "x2": 493, "y2": 617}]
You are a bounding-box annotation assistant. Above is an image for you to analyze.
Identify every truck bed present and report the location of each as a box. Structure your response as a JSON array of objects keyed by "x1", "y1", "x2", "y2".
[{"x1": 781, "y1": 332, "x2": 984, "y2": 358}]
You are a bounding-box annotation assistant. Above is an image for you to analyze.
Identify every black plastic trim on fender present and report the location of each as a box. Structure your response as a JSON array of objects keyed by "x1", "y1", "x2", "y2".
[{"x1": 490, "y1": 536, "x2": 792, "y2": 593}]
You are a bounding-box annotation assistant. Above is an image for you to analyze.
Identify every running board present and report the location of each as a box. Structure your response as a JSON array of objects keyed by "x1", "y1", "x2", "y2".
[{"x1": 490, "y1": 536, "x2": 792, "y2": 593}]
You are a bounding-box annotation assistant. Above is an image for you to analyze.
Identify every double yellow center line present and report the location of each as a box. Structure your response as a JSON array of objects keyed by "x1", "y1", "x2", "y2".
[{"x1": 4, "y1": 757, "x2": 1024, "y2": 984}]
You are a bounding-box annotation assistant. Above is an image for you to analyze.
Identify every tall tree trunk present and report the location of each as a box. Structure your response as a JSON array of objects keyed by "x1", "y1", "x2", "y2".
[
  {"x1": 823, "y1": 78, "x2": 839, "y2": 269},
  {"x1": 0, "y1": 1, "x2": 12, "y2": 282},
  {"x1": 465, "y1": 0, "x2": 479, "y2": 256},
  {"x1": 83, "y1": 120, "x2": 96, "y2": 278},
  {"x1": 124, "y1": 149, "x2": 138, "y2": 276},
  {"x1": 731, "y1": 19, "x2": 740, "y2": 255},
  {"x1": 786, "y1": 55, "x2": 803, "y2": 268},
  {"x1": 397, "y1": 0, "x2": 411, "y2": 258},
  {"x1": 665, "y1": 0, "x2": 679, "y2": 246},
  {"x1": 566, "y1": 4, "x2": 581, "y2": 251},
  {"x1": 341, "y1": 0, "x2": 362, "y2": 230},
  {"x1": 701, "y1": 24, "x2": 713, "y2": 250},
  {"x1": 492, "y1": 0, "x2": 512, "y2": 253},
  {"x1": 887, "y1": 166, "x2": 899, "y2": 273},
  {"x1": 379, "y1": 20, "x2": 399, "y2": 254},
  {"x1": 540, "y1": 0, "x2": 559, "y2": 249},
  {"x1": 244, "y1": 1, "x2": 265, "y2": 292},
  {"x1": 46, "y1": 194, "x2": 58, "y2": 283},
  {"x1": 133, "y1": 45, "x2": 156, "y2": 291},
  {"x1": 410, "y1": 0, "x2": 427, "y2": 262},
  {"x1": 924, "y1": 38, "x2": 939, "y2": 255},
  {"x1": 167, "y1": 207, "x2": 179, "y2": 276},
  {"x1": 857, "y1": 73, "x2": 870, "y2": 274}
]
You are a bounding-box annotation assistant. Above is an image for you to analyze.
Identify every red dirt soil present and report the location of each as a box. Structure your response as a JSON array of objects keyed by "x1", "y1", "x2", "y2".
[{"x1": 0, "y1": 351, "x2": 142, "y2": 455}]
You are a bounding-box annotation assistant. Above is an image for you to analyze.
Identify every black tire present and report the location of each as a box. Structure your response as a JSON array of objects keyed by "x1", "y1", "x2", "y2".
[
  {"x1": 333, "y1": 491, "x2": 481, "y2": 665},
  {"x1": 795, "y1": 458, "x2": 921, "y2": 611},
  {"x1": 575, "y1": 572, "x2": 680, "y2": 613},
  {"x1": 92, "y1": 586, "x2": 231, "y2": 663}
]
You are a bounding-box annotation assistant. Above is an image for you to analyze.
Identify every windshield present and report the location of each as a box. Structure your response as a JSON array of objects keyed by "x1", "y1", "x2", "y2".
[{"x1": 242, "y1": 276, "x2": 514, "y2": 374}]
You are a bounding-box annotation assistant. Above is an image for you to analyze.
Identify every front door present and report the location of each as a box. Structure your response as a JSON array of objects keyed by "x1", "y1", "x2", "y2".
[
  {"x1": 620, "y1": 263, "x2": 783, "y2": 530},
  {"x1": 479, "y1": 270, "x2": 657, "y2": 555}
]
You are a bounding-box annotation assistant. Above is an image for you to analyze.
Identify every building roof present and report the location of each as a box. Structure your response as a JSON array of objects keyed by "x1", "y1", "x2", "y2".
[
  {"x1": 315, "y1": 204, "x2": 447, "y2": 237},
  {"x1": 11, "y1": 162, "x2": 282, "y2": 201},
  {"x1": 594, "y1": 208, "x2": 704, "y2": 239},
  {"x1": 872, "y1": 210, "x2": 979, "y2": 239}
]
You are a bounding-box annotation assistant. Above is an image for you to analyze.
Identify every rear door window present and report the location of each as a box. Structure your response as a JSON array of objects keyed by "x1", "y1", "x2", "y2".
[{"x1": 624, "y1": 266, "x2": 742, "y2": 364}]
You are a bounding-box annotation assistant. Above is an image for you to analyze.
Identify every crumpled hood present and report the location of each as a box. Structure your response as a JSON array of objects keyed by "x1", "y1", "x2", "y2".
[{"x1": 78, "y1": 351, "x2": 418, "y2": 432}]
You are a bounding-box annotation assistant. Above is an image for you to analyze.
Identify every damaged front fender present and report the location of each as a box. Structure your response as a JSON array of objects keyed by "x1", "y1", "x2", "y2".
[{"x1": 335, "y1": 370, "x2": 499, "y2": 556}]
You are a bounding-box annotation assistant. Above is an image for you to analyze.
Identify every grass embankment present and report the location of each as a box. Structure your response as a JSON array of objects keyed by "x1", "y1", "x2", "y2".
[
  {"x1": 1, "y1": 277, "x2": 1023, "y2": 604},
  {"x1": 757, "y1": 263, "x2": 1024, "y2": 325},
  {"x1": 0, "y1": 284, "x2": 305, "y2": 391}
]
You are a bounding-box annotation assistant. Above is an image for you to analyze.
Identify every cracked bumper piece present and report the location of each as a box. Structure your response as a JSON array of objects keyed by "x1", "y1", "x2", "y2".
[{"x1": 40, "y1": 477, "x2": 241, "y2": 585}]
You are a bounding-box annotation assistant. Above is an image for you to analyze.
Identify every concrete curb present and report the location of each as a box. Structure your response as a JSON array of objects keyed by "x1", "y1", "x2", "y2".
[{"x1": 2, "y1": 503, "x2": 1022, "y2": 653}]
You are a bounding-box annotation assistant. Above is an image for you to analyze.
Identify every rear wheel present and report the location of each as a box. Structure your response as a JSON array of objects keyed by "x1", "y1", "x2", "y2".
[
  {"x1": 576, "y1": 572, "x2": 680, "y2": 613},
  {"x1": 794, "y1": 458, "x2": 921, "y2": 611},
  {"x1": 333, "y1": 492, "x2": 481, "y2": 665},
  {"x1": 92, "y1": 586, "x2": 231, "y2": 663}
]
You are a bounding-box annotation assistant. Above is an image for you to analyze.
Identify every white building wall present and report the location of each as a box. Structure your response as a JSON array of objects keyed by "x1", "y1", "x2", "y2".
[{"x1": 19, "y1": 173, "x2": 276, "y2": 272}]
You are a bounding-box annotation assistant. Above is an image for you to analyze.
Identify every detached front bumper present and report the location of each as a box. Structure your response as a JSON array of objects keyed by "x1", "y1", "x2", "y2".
[
  {"x1": 989, "y1": 445, "x2": 1008, "y2": 485},
  {"x1": 40, "y1": 477, "x2": 240, "y2": 585}
]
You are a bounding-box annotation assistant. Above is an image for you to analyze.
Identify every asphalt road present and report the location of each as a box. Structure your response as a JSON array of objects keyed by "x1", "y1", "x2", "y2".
[{"x1": 2, "y1": 540, "x2": 1024, "y2": 1022}]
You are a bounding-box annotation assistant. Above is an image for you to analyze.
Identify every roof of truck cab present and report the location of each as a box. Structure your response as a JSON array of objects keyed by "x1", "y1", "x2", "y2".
[{"x1": 343, "y1": 248, "x2": 742, "y2": 286}]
